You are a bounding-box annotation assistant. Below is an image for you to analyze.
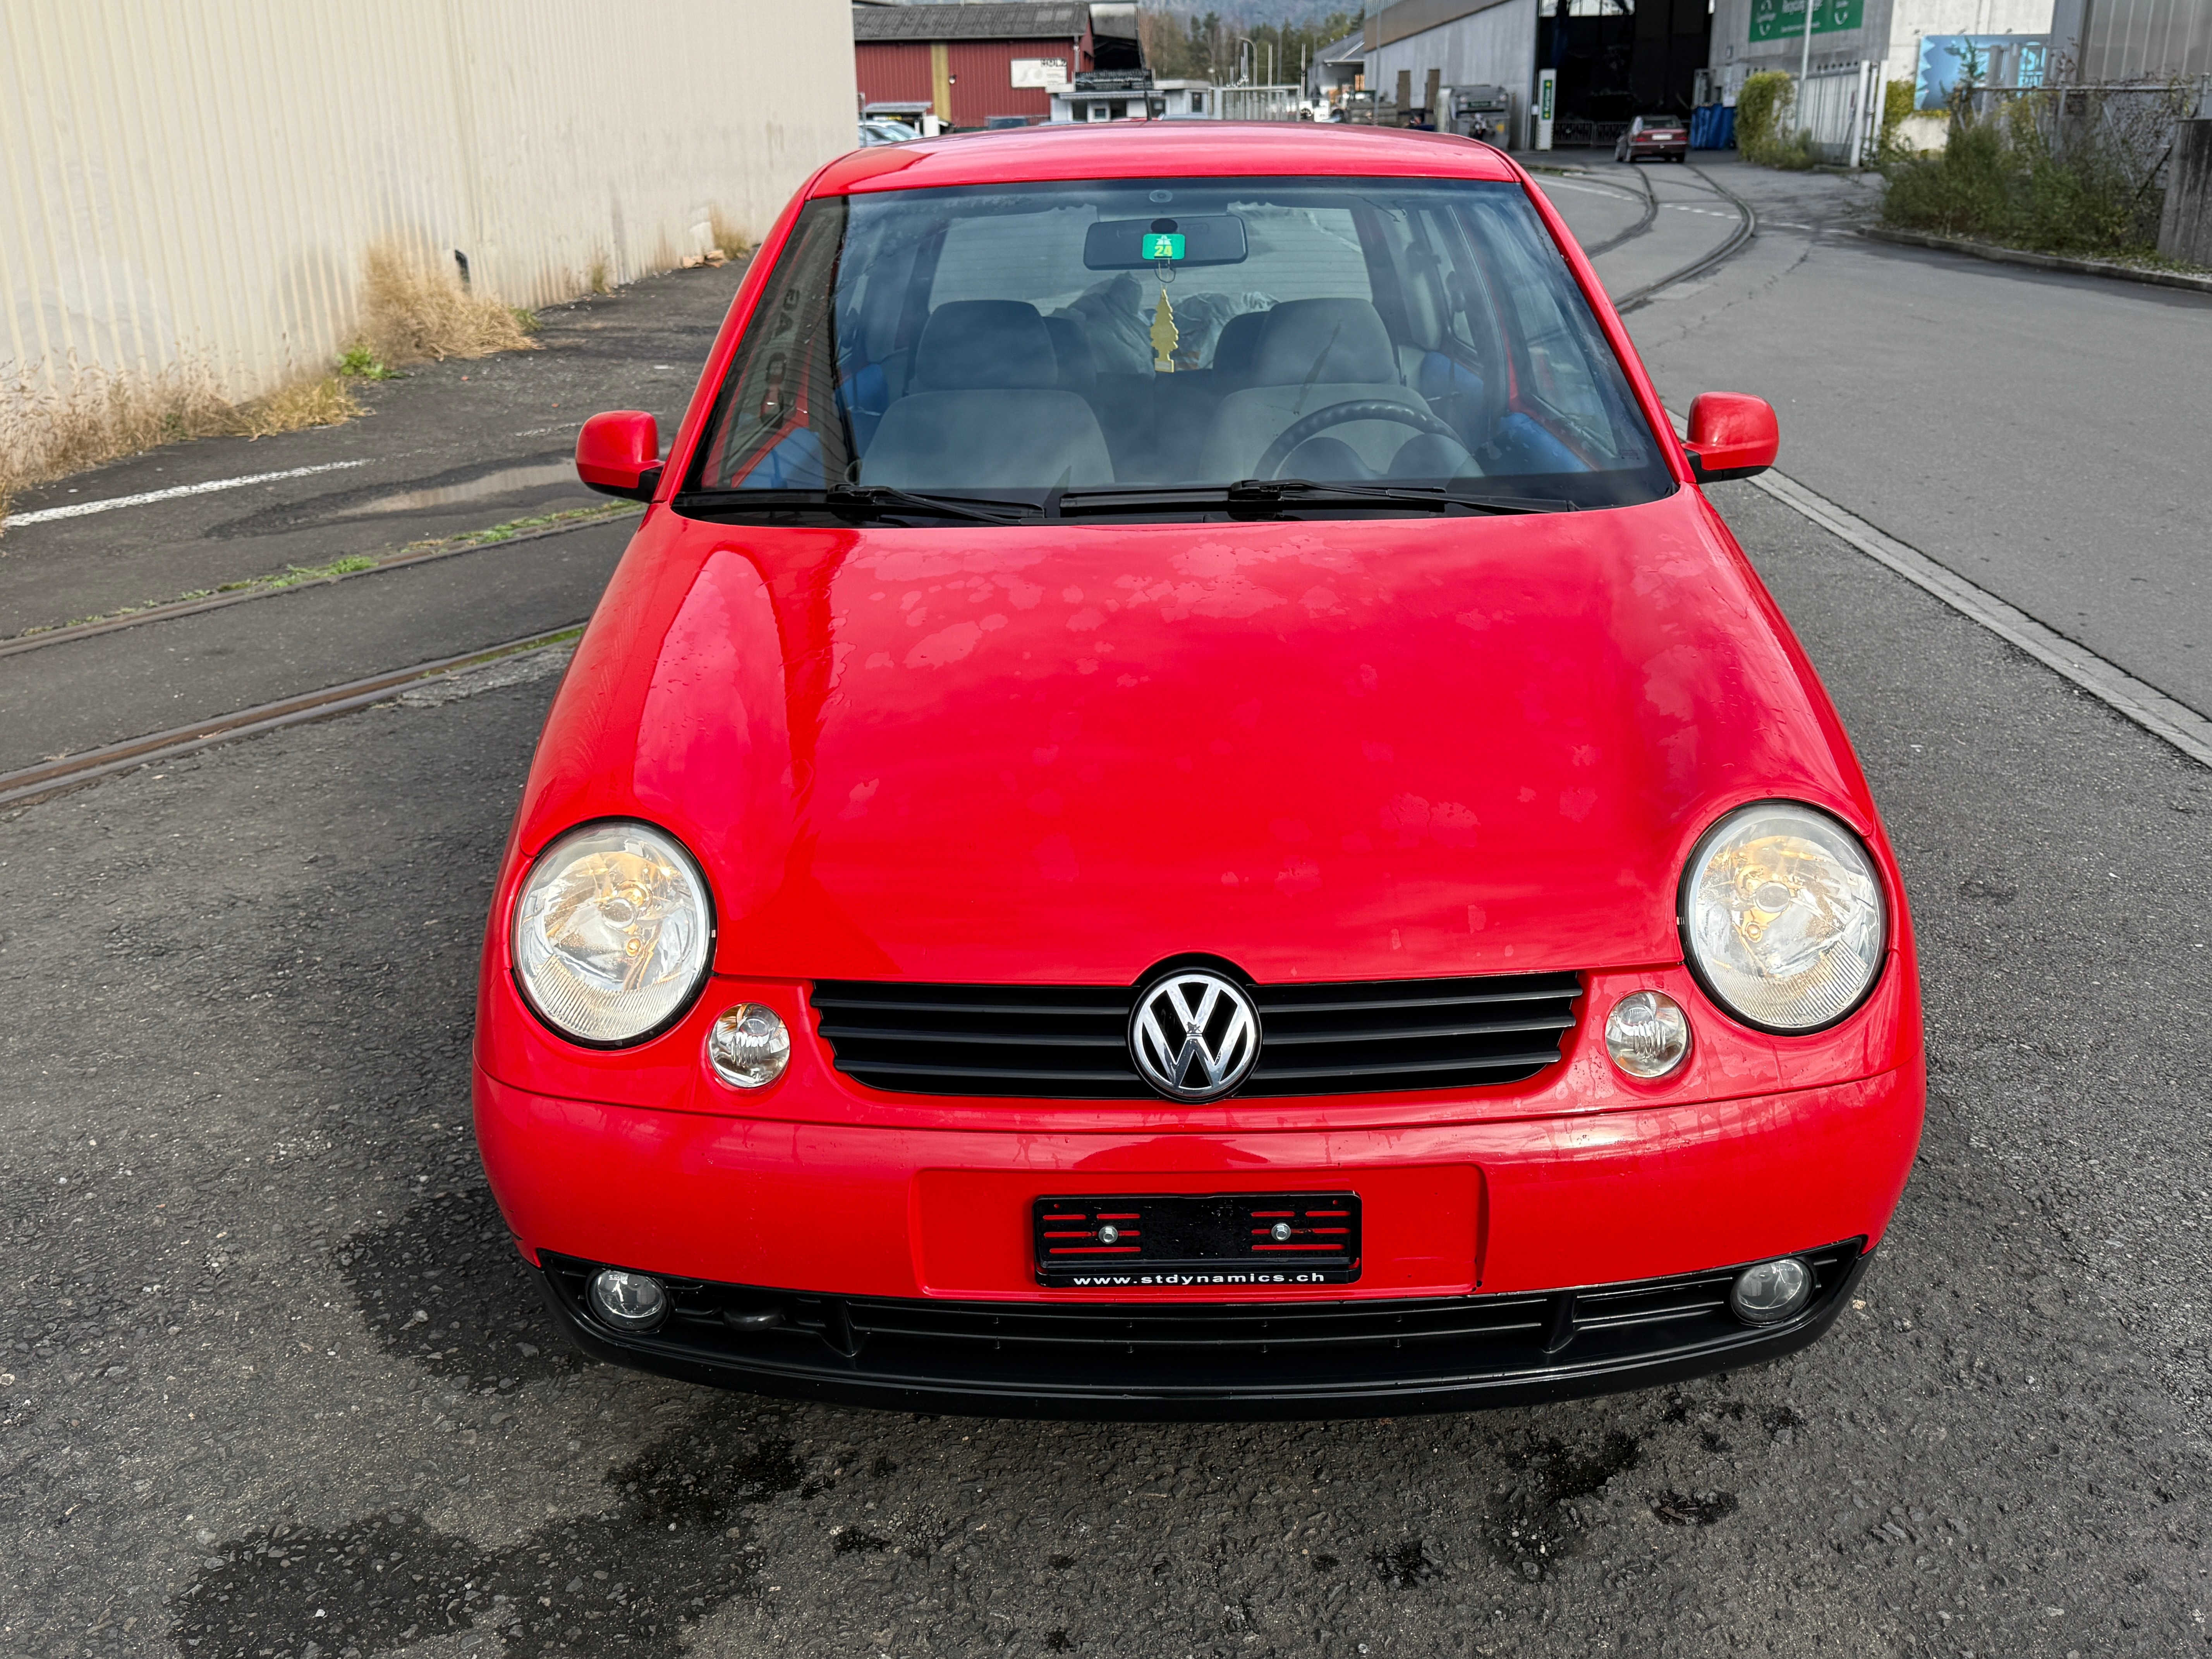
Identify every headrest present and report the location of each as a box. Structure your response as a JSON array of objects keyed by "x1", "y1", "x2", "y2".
[
  {"x1": 1042, "y1": 315, "x2": 1097, "y2": 393},
  {"x1": 1211, "y1": 309, "x2": 1269, "y2": 382},
  {"x1": 915, "y1": 301, "x2": 1058, "y2": 390},
  {"x1": 1251, "y1": 298, "x2": 1397, "y2": 387}
]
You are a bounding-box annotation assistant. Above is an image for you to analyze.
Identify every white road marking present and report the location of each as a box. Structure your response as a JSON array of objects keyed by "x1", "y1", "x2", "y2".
[
  {"x1": 1669, "y1": 410, "x2": 2210, "y2": 768},
  {"x1": 6, "y1": 460, "x2": 369, "y2": 527},
  {"x1": 1542, "y1": 178, "x2": 1640, "y2": 198},
  {"x1": 1750, "y1": 468, "x2": 2212, "y2": 767}
]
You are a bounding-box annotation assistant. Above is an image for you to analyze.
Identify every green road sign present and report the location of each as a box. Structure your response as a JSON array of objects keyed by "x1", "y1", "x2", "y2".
[{"x1": 1749, "y1": 0, "x2": 1864, "y2": 41}]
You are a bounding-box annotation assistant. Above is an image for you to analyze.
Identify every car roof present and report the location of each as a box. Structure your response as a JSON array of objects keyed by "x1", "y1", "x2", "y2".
[{"x1": 811, "y1": 122, "x2": 1523, "y2": 198}]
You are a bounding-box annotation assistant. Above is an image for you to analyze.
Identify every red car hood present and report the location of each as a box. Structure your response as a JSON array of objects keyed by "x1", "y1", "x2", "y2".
[{"x1": 517, "y1": 492, "x2": 1869, "y2": 984}]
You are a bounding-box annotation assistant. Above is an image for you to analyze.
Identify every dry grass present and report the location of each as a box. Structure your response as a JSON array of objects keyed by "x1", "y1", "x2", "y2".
[
  {"x1": 1, "y1": 362, "x2": 227, "y2": 499},
  {"x1": 234, "y1": 374, "x2": 364, "y2": 438},
  {"x1": 709, "y1": 209, "x2": 752, "y2": 261},
  {"x1": 3, "y1": 243, "x2": 545, "y2": 534},
  {"x1": 359, "y1": 243, "x2": 539, "y2": 366},
  {"x1": 0, "y1": 360, "x2": 364, "y2": 536}
]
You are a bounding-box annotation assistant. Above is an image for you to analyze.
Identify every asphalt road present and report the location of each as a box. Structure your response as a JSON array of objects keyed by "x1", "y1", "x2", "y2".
[
  {"x1": 1558, "y1": 155, "x2": 2212, "y2": 721},
  {"x1": 6, "y1": 471, "x2": 2208, "y2": 1659},
  {"x1": 1532, "y1": 160, "x2": 1757, "y2": 300},
  {"x1": 0, "y1": 260, "x2": 747, "y2": 778},
  {"x1": 5, "y1": 154, "x2": 2211, "y2": 1659}
]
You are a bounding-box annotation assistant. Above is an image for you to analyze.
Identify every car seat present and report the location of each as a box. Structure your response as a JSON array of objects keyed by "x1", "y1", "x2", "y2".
[
  {"x1": 1196, "y1": 299, "x2": 1462, "y2": 481},
  {"x1": 861, "y1": 301, "x2": 1114, "y2": 489}
]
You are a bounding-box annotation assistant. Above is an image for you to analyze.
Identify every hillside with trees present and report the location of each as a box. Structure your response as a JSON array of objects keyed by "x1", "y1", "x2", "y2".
[{"x1": 1138, "y1": 5, "x2": 1361, "y2": 84}]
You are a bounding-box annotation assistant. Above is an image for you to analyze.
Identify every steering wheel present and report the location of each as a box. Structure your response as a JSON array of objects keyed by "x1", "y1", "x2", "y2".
[{"x1": 1250, "y1": 399, "x2": 1463, "y2": 481}]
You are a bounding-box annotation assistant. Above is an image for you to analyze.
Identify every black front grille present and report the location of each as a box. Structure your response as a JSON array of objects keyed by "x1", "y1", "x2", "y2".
[
  {"x1": 539, "y1": 1240, "x2": 1869, "y2": 1420},
  {"x1": 810, "y1": 970, "x2": 1583, "y2": 1098}
]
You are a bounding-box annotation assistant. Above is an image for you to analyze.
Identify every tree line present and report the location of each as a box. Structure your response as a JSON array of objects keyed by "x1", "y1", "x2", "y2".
[{"x1": 1137, "y1": 7, "x2": 1363, "y2": 87}]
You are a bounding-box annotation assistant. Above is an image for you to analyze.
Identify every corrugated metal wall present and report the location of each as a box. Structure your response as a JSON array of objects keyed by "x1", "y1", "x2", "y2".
[
  {"x1": 945, "y1": 40, "x2": 1066, "y2": 123},
  {"x1": 855, "y1": 37, "x2": 1089, "y2": 125},
  {"x1": 856, "y1": 41, "x2": 939, "y2": 109},
  {"x1": 0, "y1": 0, "x2": 858, "y2": 404},
  {"x1": 2082, "y1": 0, "x2": 2212, "y2": 79}
]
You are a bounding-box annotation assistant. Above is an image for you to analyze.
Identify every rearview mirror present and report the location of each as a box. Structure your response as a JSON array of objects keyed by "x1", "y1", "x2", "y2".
[
  {"x1": 1682, "y1": 393, "x2": 1778, "y2": 483},
  {"x1": 1084, "y1": 214, "x2": 1249, "y2": 270},
  {"x1": 577, "y1": 410, "x2": 662, "y2": 501}
]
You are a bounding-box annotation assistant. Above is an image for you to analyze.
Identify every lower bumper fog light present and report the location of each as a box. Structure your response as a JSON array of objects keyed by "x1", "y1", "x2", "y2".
[
  {"x1": 1728, "y1": 1257, "x2": 1812, "y2": 1326},
  {"x1": 1605, "y1": 990, "x2": 1690, "y2": 1079},
  {"x1": 587, "y1": 1268, "x2": 669, "y2": 1333},
  {"x1": 708, "y1": 1003, "x2": 791, "y2": 1089}
]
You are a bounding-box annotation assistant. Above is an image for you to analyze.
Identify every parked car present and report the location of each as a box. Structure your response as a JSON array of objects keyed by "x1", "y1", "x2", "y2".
[
  {"x1": 857, "y1": 117, "x2": 915, "y2": 147},
  {"x1": 1616, "y1": 112, "x2": 1690, "y2": 163},
  {"x1": 481, "y1": 122, "x2": 1923, "y2": 1420}
]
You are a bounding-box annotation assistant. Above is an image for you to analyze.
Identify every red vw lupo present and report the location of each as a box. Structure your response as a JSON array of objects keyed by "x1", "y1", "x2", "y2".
[{"x1": 474, "y1": 124, "x2": 1922, "y2": 1418}]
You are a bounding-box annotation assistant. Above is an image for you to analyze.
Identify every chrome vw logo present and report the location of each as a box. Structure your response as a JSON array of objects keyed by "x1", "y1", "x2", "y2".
[{"x1": 1129, "y1": 970, "x2": 1260, "y2": 1101}]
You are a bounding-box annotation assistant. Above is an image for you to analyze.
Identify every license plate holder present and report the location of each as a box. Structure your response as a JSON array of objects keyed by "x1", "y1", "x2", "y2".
[{"x1": 1032, "y1": 1192, "x2": 1362, "y2": 1287}]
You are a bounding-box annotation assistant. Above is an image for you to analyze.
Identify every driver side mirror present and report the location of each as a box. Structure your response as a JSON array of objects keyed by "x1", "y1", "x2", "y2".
[
  {"x1": 1682, "y1": 393, "x2": 1778, "y2": 484},
  {"x1": 576, "y1": 410, "x2": 662, "y2": 501}
]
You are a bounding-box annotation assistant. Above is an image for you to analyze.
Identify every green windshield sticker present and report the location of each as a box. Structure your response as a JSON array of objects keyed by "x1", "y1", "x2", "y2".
[{"x1": 1142, "y1": 232, "x2": 1186, "y2": 262}]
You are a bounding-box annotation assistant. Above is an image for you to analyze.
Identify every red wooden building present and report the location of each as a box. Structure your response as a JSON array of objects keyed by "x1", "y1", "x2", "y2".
[{"x1": 854, "y1": 2, "x2": 1142, "y2": 129}]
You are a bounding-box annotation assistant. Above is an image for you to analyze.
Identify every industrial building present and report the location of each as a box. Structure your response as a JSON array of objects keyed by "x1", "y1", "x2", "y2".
[
  {"x1": 1362, "y1": 0, "x2": 1713, "y2": 148},
  {"x1": 1357, "y1": 0, "x2": 2206, "y2": 151},
  {"x1": 852, "y1": 1, "x2": 1142, "y2": 129}
]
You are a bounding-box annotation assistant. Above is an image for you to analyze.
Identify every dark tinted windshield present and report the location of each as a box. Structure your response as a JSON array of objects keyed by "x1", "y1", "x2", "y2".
[{"x1": 683, "y1": 176, "x2": 1670, "y2": 519}]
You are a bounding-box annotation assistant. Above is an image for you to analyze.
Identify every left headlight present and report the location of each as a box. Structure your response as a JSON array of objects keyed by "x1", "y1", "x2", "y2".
[
  {"x1": 511, "y1": 821, "x2": 714, "y2": 1046},
  {"x1": 1679, "y1": 802, "x2": 1886, "y2": 1034}
]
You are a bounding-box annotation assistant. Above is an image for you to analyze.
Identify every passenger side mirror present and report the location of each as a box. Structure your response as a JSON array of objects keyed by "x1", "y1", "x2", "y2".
[
  {"x1": 577, "y1": 410, "x2": 662, "y2": 501},
  {"x1": 1682, "y1": 393, "x2": 1778, "y2": 484}
]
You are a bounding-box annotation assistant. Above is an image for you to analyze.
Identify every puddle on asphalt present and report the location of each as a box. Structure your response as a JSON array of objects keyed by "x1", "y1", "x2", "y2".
[
  {"x1": 170, "y1": 1403, "x2": 800, "y2": 1659},
  {"x1": 351, "y1": 462, "x2": 578, "y2": 514}
]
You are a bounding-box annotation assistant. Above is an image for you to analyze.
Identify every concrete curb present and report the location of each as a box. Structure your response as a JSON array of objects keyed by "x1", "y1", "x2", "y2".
[
  {"x1": 1665, "y1": 407, "x2": 2212, "y2": 771},
  {"x1": 1860, "y1": 224, "x2": 2212, "y2": 295}
]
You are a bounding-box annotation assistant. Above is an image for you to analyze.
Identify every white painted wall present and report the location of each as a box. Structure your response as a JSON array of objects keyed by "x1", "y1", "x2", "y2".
[
  {"x1": 0, "y1": 0, "x2": 858, "y2": 405},
  {"x1": 1707, "y1": 0, "x2": 2052, "y2": 91},
  {"x1": 1882, "y1": 0, "x2": 2055, "y2": 88},
  {"x1": 1709, "y1": 0, "x2": 1899, "y2": 78}
]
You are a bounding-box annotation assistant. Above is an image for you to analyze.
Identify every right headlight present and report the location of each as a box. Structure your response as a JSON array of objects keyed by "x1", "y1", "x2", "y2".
[
  {"x1": 510, "y1": 820, "x2": 714, "y2": 1046},
  {"x1": 1679, "y1": 802, "x2": 1886, "y2": 1033}
]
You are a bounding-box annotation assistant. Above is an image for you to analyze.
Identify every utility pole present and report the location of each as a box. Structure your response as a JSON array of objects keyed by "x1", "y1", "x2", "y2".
[{"x1": 1797, "y1": 0, "x2": 1814, "y2": 123}]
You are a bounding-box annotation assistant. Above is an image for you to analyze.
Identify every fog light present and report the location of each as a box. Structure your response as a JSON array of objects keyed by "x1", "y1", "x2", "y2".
[
  {"x1": 1728, "y1": 1257, "x2": 1812, "y2": 1326},
  {"x1": 707, "y1": 1003, "x2": 790, "y2": 1089},
  {"x1": 587, "y1": 1268, "x2": 668, "y2": 1332},
  {"x1": 1605, "y1": 990, "x2": 1690, "y2": 1078}
]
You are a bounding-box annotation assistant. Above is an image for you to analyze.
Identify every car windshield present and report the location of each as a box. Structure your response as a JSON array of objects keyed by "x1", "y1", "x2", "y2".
[{"x1": 681, "y1": 175, "x2": 1671, "y2": 520}]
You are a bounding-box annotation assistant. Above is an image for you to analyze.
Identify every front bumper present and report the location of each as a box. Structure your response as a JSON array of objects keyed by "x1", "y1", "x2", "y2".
[
  {"x1": 475, "y1": 1058, "x2": 1920, "y2": 1417},
  {"x1": 536, "y1": 1240, "x2": 1871, "y2": 1419}
]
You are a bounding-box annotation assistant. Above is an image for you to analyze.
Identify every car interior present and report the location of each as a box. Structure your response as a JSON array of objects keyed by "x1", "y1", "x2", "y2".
[{"x1": 688, "y1": 180, "x2": 1666, "y2": 510}]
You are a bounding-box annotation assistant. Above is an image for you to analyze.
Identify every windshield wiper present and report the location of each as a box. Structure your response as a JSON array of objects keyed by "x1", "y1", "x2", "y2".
[
  {"x1": 826, "y1": 484, "x2": 1041, "y2": 524},
  {"x1": 677, "y1": 485, "x2": 1040, "y2": 526},
  {"x1": 1227, "y1": 479, "x2": 1569, "y2": 515},
  {"x1": 1056, "y1": 480, "x2": 1570, "y2": 519}
]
